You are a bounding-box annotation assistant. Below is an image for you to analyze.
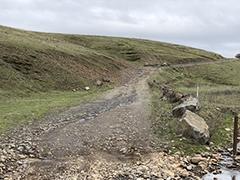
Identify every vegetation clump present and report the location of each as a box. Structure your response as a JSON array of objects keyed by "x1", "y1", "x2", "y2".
[{"x1": 235, "y1": 53, "x2": 240, "y2": 59}]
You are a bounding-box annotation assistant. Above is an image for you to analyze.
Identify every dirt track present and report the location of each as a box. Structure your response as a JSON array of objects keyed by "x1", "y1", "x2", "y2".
[
  {"x1": 1, "y1": 67, "x2": 160, "y2": 179},
  {"x1": 1, "y1": 60, "x2": 236, "y2": 179}
]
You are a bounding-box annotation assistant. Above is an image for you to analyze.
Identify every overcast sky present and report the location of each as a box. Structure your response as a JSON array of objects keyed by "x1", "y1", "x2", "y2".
[{"x1": 0, "y1": 0, "x2": 239, "y2": 57}]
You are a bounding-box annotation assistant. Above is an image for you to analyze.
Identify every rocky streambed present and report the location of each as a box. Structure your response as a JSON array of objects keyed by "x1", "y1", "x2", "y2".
[{"x1": 203, "y1": 150, "x2": 240, "y2": 180}]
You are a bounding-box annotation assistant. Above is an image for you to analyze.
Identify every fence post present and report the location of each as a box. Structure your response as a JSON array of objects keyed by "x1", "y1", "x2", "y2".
[
  {"x1": 196, "y1": 84, "x2": 199, "y2": 98},
  {"x1": 233, "y1": 113, "x2": 238, "y2": 156}
]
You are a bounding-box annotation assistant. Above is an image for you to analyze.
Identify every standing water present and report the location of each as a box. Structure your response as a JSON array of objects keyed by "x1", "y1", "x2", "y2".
[
  {"x1": 202, "y1": 152, "x2": 240, "y2": 180},
  {"x1": 203, "y1": 169, "x2": 240, "y2": 180}
]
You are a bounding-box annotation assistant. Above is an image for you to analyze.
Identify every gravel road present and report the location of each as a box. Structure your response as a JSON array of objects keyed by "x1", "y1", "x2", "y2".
[
  {"x1": 1, "y1": 67, "x2": 160, "y2": 179},
  {"x1": 1, "y1": 60, "x2": 234, "y2": 179}
]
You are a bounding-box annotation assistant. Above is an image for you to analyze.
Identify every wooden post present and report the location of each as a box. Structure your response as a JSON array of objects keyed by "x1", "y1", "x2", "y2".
[
  {"x1": 233, "y1": 113, "x2": 238, "y2": 156},
  {"x1": 196, "y1": 84, "x2": 199, "y2": 98}
]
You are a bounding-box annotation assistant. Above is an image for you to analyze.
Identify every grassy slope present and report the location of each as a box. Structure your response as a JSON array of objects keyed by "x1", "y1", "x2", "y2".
[
  {"x1": 0, "y1": 25, "x2": 224, "y2": 133},
  {"x1": 0, "y1": 25, "x2": 223, "y2": 97},
  {"x1": 151, "y1": 61, "x2": 240, "y2": 154}
]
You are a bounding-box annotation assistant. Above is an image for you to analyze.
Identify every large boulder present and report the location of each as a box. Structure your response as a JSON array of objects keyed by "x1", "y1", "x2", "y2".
[
  {"x1": 173, "y1": 96, "x2": 200, "y2": 117},
  {"x1": 179, "y1": 110, "x2": 210, "y2": 144}
]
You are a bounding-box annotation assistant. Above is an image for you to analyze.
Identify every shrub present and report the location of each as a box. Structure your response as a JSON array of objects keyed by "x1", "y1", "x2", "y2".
[{"x1": 235, "y1": 53, "x2": 240, "y2": 59}]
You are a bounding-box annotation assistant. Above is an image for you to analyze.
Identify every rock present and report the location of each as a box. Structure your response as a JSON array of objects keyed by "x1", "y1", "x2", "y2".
[
  {"x1": 96, "y1": 80, "x2": 103, "y2": 86},
  {"x1": 102, "y1": 77, "x2": 111, "y2": 83},
  {"x1": 216, "y1": 107, "x2": 221, "y2": 111},
  {"x1": 84, "y1": 86, "x2": 90, "y2": 91},
  {"x1": 234, "y1": 156, "x2": 240, "y2": 162},
  {"x1": 161, "y1": 85, "x2": 183, "y2": 103},
  {"x1": 205, "y1": 146, "x2": 210, "y2": 151},
  {"x1": 209, "y1": 142, "x2": 214, "y2": 146},
  {"x1": 144, "y1": 62, "x2": 149, "y2": 66},
  {"x1": 148, "y1": 80, "x2": 160, "y2": 88},
  {"x1": 173, "y1": 96, "x2": 200, "y2": 117},
  {"x1": 136, "y1": 165, "x2": 148, "y2": 173},
  {"x1": 8, "y1": 144, "x2": 16, "y2": 149},
  {"x1": 180, "y1": 170, "x2": 190, "y2": 177},
  {"x1": 179, "y1": 110, "x2": 210, "y2": 144},
  {"x1": 144, "y1": 63, "x2": 159, "y2": 67},
  {"x1": 174, "y1": 92, "x2": 184, "y2": 102},
  {"x1": 120, "y1": 147, "x2": 128, "y2": 154},
  {"x1": 190, "y1": 155, "x2": 206, "y2": 164},
  {"x1": 212, "y1": 169, "x2": 222, "y2": 175},
  {"x1": 29, "y1": 54, "x2": 37, "y2": 59},
  {"x1": 198, "y1": 161, "x2": 208, "y2": 169},
  {"x1": 225, "y1": 128, "x2": 231, "y2": 132},
  {"x1": 18, "y1": 154, "x2": 27, "y2": 159},
  {"x1": 148, "y1": 81, "x2": 154, "y2": 88},
  {"x1": 0, "y1": 155, "x2": 7, "y2": 162},
  {"x1": 161, "y1": 62, "x2": 169, "y2": 67},
  {"x1": 186, "y1": 165, "x2": 193, "y2": 171}
]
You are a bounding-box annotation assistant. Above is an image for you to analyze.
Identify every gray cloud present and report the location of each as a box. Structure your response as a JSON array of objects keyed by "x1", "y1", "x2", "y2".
[{"x1": 0, "y1": 0, "x2": 239, "y2": 57}]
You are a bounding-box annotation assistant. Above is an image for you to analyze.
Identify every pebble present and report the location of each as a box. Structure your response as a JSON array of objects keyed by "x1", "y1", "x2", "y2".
[
  {"x1": 186, "y1": 165, "x2": 193, "y2": 171},
  {"x1": 120, "y1": 147, "x2": 128, "y2": 154},
  {"x1": 225, "y1": 128, "x2": 231, "y2": 132},
  {"x1": 84, "y1": 86, "x2": 90, "y2": 91},
  {"x1": 190, "y1": 155, "x2": 206, "y2": 164}
]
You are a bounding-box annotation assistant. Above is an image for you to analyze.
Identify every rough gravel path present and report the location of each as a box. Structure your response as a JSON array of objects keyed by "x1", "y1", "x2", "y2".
[
  {"x1": 1, "y1": 67, "x2": 160, "y2": 179},
  {"x1": 1, "y1": 60, "x2": 235, "y2": 179},
  {"x1": 38, "y1": 68, "x2": 154, "y2": 157}
]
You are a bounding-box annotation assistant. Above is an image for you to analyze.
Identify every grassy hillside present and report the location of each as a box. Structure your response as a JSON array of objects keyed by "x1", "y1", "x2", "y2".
[
  {"x1": 150, "y1": 60, "x2": 240, "y2": 154},
  {"x1": 0, "y1": 25, "x2": 223, "y2": 97},
  {"x1": 0, "y1": 25, "x2": 224, "y2": 133}
]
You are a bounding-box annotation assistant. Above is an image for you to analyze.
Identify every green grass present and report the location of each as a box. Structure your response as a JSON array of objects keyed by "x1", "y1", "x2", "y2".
[
  {"x1": 150, "y1": 61, "x2": 240, "y2": 154},
  {"x1": 0, "y1": 87, "x2": 109, "y2": 133},
  {"x1": 0, "y1": 25, "x2": 224, "y2": 96},
  {"x1": 0, "y1": 25, "x2": 227, "y2": 132}
]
